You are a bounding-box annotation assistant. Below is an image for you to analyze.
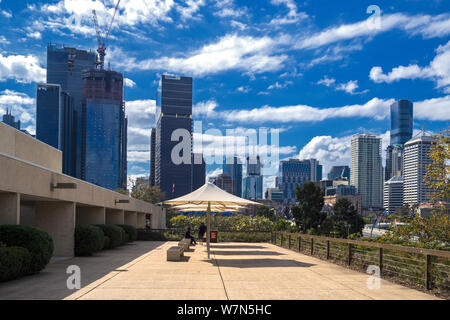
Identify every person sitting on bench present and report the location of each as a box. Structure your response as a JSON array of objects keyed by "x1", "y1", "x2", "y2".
[{"x1": 185, "y1": 227, "x2": 196, "y2": 245}]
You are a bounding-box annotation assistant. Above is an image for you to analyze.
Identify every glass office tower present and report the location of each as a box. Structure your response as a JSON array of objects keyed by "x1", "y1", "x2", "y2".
[
  {"x1": 390, "y1": 100, "x2": 413, "y2": 145},
  {"x1": 223, "y1": 156, "x2": 243, "y2": 197},
  {"x1": 36, "y1": 84, "x2": 61, "y2": 149},
  {"x1": 155, "y1": 75, "x2": 193, "y2": 200},
  {"x1": 36, "y1": 83, "x2": 75, "y2": 174},
  {"x1": 386, "y1": 100, "x2": 413, "y2": 180},
  {"x1": 46, "y1": 44, "x2": 97, "y2": 177},
  {"x1": 81, "y1": 69, "x2": 127, "y2": 190}
]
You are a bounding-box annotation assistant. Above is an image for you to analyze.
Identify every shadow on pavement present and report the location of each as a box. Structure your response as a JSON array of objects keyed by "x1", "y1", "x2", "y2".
[
  {"x1": 212, "y1": 250, "x2": 285, "y2": 256},
  {"x1": 212, "y1": 258, "x2": 315, "y2": 268},
  {"x1": 210, "y1": 245, "x2": 268, "y2": 249},
  {"x1": 0, "y1": 241, "x2": 167, "y2": 300}
]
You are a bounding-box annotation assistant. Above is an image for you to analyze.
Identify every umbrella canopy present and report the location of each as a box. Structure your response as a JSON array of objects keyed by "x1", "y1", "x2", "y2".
[
  {"x1": 162, "y1": 182, "x2": 262, "y2": 206},
  {"x1": 161, "y1": 182, "x2": 263, "y2": 259},
  {"x1": 172, "y1": 203, "x2": 245, "y2": 210}
]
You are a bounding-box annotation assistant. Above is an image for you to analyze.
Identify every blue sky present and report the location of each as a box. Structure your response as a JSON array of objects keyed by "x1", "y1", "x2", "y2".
[{"x1": 0, "y1": 0, "x2": 449, "y2": 192}]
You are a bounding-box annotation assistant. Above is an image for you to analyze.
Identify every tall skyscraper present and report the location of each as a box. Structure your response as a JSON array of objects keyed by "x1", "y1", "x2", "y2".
[
  {"x1": 385, "y1": 100, "x2": 413, "y2": 180},
  {"x1": 351, "y1": 134, "x2": 383, "y2": 210},
  {"x1": 36, "y1": 84, "x2": 75, "y2": 174},
  {"x1": 81, "y1": 68, "x2": 127, "y2": 190},
  {"x1": 36, "y1": 83, "x2": 61, "y2": 149},
  {"x1": 390, "y1": 100, "x2": 413, "y2": 145},
  {"x1": 154, "y1": 74, "x2": 194, "y2": 199},
  {"x1": 223, "y1": 156, "x2": 243, "y2": 197},
  {"x1": 383, "y1": 176, "x2": 403, "y2": 214},
  {"x1": 46, "y1": 44, "x2": 97, "y2": 178},
  {"x1": 403, "y1": 134, "x2": 436, "y2": 205},
  {"x1": 243, "y1": 156, "x2": 263, "y2": 200},
  {"x1": 328, "y1": 165, "x2": 350, "y2": 180}
]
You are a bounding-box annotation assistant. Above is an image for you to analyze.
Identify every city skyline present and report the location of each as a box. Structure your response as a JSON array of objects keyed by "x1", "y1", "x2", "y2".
[{"x1": 0, "y1": 1, "x2": 449, "y2": 194}]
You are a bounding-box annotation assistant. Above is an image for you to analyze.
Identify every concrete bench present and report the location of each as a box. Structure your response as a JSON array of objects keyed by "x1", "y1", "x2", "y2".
[
  {"x1": 167, "y1": 246, "x2": 184, "y2": 261},
  {"x1": 178, "y1": 238, "x2": 190, "y2": 251}
]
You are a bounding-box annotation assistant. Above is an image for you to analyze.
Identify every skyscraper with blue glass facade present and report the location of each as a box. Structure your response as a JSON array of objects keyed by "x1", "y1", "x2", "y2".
[
  {"x1": 36, "y1": 83, "x2": 75, "y2": 174},
  {"x1": 223, "y1": 156, "x2": 243, "y2": 197},
  {"x1": 390, "y1": 100, "x2": 413, "y2": 145},
  {"x1": 81, "y1": 69, "x2": 127, "y2": 191},
  {"x1": 46, "y1": 44, "x2": 97, "y2": 177},
  {"x1": 386, "y1": 100, "x2": 413, "y2": 180}
]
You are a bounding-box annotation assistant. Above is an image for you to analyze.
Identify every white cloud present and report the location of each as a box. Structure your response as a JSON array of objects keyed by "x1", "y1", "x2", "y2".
[
  {"x1": 176, "y1": 0, "x2": 205, "y2": 21},
  {"x1": 0, "y1": 53, "x2": 46, "y2": 83},
  {"x1": 213, "y1": 0, "x2": 248, "y2": 18},
  {"x1": 1, "y1": 10, "x2": 12, "y2": 18},
  {"x1": 317, "y1": 76, "x2": 335, "y2": 87},
  {"x1": 0, "y1": 35, "x2": 9, "y2": 44},
  {"x1": 267, "y1": 80, "x2": 292, "y2": 90},
  {"x1": 270, "y1": 0, "x2": 308, "y2": 25},
  {"x1": 38, "y1": 0, "x2": 176, "y2": 36},
  {"x1": 193, "y1": 99, "x2": 218, "y2": 117},
  {"x1": 236, "y1": 86, "x2": 250, "y2": 93},
  {"x1": 115, "y1": 34, "x2": 289, "y2": 77},
  {"x1": 369, "y1": 40, "x2": 450, "y2": 92},
  {"x1": 124, "y1": 77, "x2": 136, "y2": 88},
  {"x1": 296, "y1": 13, "x2": 450, "y2": 50},
  {"x1": 223, "y1": 97, "x2": 394, "y2": 123},
  {"x1": 27, "y1": 31, "x2": 42, "y2": 40},
  {"x1": 125, "y1": 99, "x2": 156, "y2": 150},
  {"x1": 414, "y1": 95, "x2": 450, "y2": 121},
  {"x1": 206, "y1": 168, "x2": 222, "y2": 181},
  {"x1": 336, "y1": 80, "x2": 359, "y2": 94}
]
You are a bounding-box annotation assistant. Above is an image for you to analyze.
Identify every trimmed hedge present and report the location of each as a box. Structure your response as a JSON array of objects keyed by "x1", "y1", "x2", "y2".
[
  {"x1": 103, "y1": 236, "x2": 110, "y2": 250},
  {"x1": 137, "y1": 229, "x2": 167, "y2": 241},
  {"x1": 0, "y1": 246, "x2": 32, "y2": 282},
  {"x1": 74, "y1": 225, "x2": 104, "y2": 256},
  {"x1": 95, "y1": 225, "x2": 123, "y2": 249},
  {"x1": 117, "y1": 225, "x2": 137, "y2": 242},
  {"x1": 118, "y1": 227, "x2": 128, "y2": 244},
  {"x1": 0, "y1": 225, "x2": 53, "y2": 274}
]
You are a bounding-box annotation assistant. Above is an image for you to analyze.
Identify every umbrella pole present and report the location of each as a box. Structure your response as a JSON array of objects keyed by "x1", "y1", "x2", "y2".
[{"x1": 207, "y1": 201, "x2": 211, "y2": 259}]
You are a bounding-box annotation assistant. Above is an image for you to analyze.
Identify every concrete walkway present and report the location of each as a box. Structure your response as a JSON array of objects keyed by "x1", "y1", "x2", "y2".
[{"x1": 0, "y1": 241, "x2": 439, "y2": 300}]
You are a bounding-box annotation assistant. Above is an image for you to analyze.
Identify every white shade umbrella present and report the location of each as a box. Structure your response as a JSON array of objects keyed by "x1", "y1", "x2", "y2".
[{"x1": 161, "y1": 183, "x2": 262, "y2": 259}]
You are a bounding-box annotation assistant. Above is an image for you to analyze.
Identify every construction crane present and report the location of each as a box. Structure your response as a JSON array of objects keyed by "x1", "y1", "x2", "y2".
[{"x1": 92, "y1": 0, "x2": 121, "y2": 70}]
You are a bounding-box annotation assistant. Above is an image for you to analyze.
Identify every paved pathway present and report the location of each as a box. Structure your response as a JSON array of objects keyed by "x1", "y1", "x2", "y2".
[{"x1": 0, "y1": 241, "x2": 439, "y2": 300}]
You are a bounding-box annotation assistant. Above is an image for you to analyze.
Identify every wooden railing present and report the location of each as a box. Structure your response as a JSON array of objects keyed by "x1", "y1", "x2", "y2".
[{"x1": 272, "y1": 231, "x2": 450, "y2": 296}]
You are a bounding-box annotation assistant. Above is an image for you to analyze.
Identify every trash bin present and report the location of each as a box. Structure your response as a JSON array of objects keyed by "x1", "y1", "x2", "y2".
[{"x1": 210, "y1": 230, "x2": 218, "y2": 243}]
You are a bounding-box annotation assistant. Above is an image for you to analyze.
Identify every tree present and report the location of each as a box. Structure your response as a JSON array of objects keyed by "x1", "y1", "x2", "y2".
[
  {"x1": 129, "y1": 179, "x2": 165, "y2": 204},
  {"x1": 255, "y1": 206, "x2": 277, "y2": 221},
  {"x1": 424, "y1": 123, "x2": 450, "y2": 210},
  {"x1": 291, "y1": 182, "x2": 326, "y2": 233},
  {"x1": 328, "y1": 198, "x2": 365, "y2": 238}
]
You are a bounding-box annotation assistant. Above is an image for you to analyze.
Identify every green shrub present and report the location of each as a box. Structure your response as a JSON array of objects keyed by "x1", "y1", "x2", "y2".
[
  {"x1": 0, "y1": 225, "x2": 53, "y2": 274},
  {"x1": 74, "y1": 225, "x2": 104, "y2": 256},
  {"x1": 137, "y1": 229, "x2": 167, "y2": 241},
  {"x1": 95, "y1": 225, "x2": 123, "y2": 248},
  {"x1": 103, "y1": 236, "x2": 110, "y2": 250},
  {"x1": 0, "y1": 246, "x2": 32, "y2": 282},
  {"x1": 117, "y1": 227, "x2": 128, "y2": 244},
  {"x1": 117, "y1": 225, "x2": 137, "y2": 242}
]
